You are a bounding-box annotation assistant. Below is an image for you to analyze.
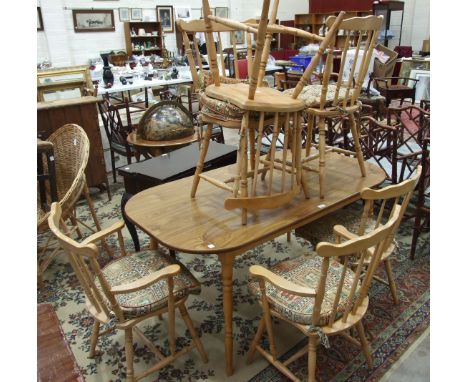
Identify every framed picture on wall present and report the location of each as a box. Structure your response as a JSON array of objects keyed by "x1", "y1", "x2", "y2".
[
  {"x1": 37, "y1": 7, "x2": 44, "y2": 31},
  {"x1": 215, "y1": 7, "x2": 229, "y2": 18},
  {"x1": 131, "y1": 8, "x2": 142, "y2": 21},
  {"x1": 156, "y1": 6, "x2": 174, "y2": 33},
  {"x1": 119, "y1": 8, "x2": 130, "y2": 22},
  {"x1": 175, "y1": 7, "x2": 192, "y2": 20},
  {"x1": 72, "y1": 9, "x2": 115, "y2": 32},
  {"x1": 233, "y1": 30, "x2": 245, "y2": 45}
]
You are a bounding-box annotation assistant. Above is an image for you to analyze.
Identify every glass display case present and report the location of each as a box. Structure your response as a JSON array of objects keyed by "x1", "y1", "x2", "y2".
[{"x1": 373, "y1": 0, "x2": 404, "y2": 49}]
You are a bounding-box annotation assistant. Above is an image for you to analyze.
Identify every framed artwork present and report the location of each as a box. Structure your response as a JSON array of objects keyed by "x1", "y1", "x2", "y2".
[
  {"x1": 233, "y1": 30, "x2": 245, "y2": 45},
  {"x1": 175, "y1": 7, "x2": 192, "y2": 20},
  {"x1": 118, "y1": 8, "x2": 130, "y2": 22},
  {"x1": 215, "y1": 7, "x2": 229, "y2": 18},
  {"x1": 37, "y1": 7, "x2": 44, "y2": 31},
  {"x1": 191, "y1": 8, "x2": 202, "y2": 20},
  {"x1": 156, "y1": 6, "x2": 174, "y2": 33},
  {"x1": 409, "y1": 69, "x2": 430, "y2": 102},
  {"x1": 131, "y1": 8, "x2": 142, "y2": 21},
  {"x1": 72, "y1": 10, "x2": 115, "y2": 32}
]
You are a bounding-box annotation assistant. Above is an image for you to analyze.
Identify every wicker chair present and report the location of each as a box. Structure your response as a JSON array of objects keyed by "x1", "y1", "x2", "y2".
[{"x1": 37, "y1": 124, "x2": 106, "y2": 286}]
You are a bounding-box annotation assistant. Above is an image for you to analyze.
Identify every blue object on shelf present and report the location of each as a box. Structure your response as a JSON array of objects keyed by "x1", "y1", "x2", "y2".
[{"x1": 289, "y1": 55, "x2": 313, "y2": 68}]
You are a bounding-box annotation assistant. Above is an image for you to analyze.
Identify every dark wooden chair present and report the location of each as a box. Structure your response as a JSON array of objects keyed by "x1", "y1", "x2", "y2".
[
  {"x1": 374, "y1": 76, "x2": 419, "y2": 107},
  {"x1": 37, "y1": 139, "x2": 58, "y2": 212},
  {"x1": 98, "y1": 96, "x2": 145, "y2": 182},
  {"x1": 410, "y1": 137, "x2": 430, "y2": 260}
]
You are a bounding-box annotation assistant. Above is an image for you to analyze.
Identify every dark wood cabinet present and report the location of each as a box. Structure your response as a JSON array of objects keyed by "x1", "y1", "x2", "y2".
[{"x1": 37, "y1": 96, "x2": 109, "y2": 191}]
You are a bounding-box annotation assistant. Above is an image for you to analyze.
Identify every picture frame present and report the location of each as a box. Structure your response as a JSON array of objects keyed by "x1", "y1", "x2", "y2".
[
  {"x1": 131, "y1": 8, "x2": 142, "y2": 21},
  {"x1": 191, "y1": 8, "x2": 202, "y2": 20},
  {"x1": 72, "y1": 9, "x2": 115, "y2": 32},
  {"x1": 37, "y1": 7, "x2": 44, "y2": 31},
  {"x1": 156, "y1": 6, "x2": 174, "y2": 33},
  {"x1": 233, "y1": 30, "x2": 245, "y2": 45},
  {"x1": 175, "y1": 7, "x2": 192, "y2": 20},
  {"x1": 118, "y1": 8, "x2": 130, "y2": 22},
  {"x1": 215, "y1": 7, "x2": 229, "y2": 19},
  {"x1": 409, "y1": 69, "x2": 430, "y2": 102}
]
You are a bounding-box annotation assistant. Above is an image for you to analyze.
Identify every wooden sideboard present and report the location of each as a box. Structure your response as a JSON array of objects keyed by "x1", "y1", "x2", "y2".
[{"x1": 37, "y1": 96, "x2": 109, "y2": 193}]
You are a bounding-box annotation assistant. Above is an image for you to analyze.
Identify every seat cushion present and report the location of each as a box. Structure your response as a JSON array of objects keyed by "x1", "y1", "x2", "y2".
[
  {"x1": 283, "y1": 84, "x2": 351, "y2": 108},
  {"x1": 199, "y1": 91, "x2": 244, "y2": 122},
  {"x1": 248, "y1": 254, "x2": 358, "y2": 326},
  {"x1": 97, "y1": 250, "x2": 201, "y2": 320}
]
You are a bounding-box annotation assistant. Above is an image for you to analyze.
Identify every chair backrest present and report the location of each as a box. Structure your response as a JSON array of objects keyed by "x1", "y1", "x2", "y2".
[
  {"x1": 100, "y1": 97, "x2": 145, "y2": 148},
  {"x1": 177, "y1": 18, "x2": 253, "y2": 91},
  {"x1": 47, "y1": 124, "x2": 90, "y2": 215},
  {"x1": 202, "y1": 0, "x2": 280, "y2": 100},
  {"x1": 312, "y1": 203, "x2": 400, "y2": 327},
  {"x1": 357, "y1": 166, "x2": 422, "y2": 252},
  {"x1": 292, "y1": 14, "x2": 383, "y2": 110},
  {"x1": 47, "y1": 202, "x2": 122, "y2": 322}
]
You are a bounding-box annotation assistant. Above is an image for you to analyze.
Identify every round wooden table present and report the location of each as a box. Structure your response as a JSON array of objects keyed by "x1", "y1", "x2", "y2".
[{"x1": 127, "y1": 131, "x2": 199, "y2": 158}]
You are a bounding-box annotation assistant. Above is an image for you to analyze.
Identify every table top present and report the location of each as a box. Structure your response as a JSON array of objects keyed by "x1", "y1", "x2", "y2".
[
  {"x1": 118, "y1": 141, "x2": 237, "y2": 181},
  {"x1": 125, "y1": 152, "x2": 386, "y2": 255},
  {"x1": 97, "y1": 76, "x2": 193, "y2": 95}
]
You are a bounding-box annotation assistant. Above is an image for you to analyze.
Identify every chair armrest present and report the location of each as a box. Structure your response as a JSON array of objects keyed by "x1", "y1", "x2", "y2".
[
  {"x1": 333, "y1": 225, "x2": 358, "y2": 241},
  {"x1": 111, "y1": 264, "x2": 181, "y2": 294},
  {"x1": 250, "y1": 265, "x2": 316, "y2": 297},
  {"x1": 82, "y1": 221, "x2": 125, "y2": 245},
  {"x1": 361, "y1": 116, "x2": 398, "y2": 131}
]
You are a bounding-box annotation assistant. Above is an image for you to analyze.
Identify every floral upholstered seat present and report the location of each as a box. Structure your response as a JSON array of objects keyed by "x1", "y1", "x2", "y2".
[
  {"x1": 283, "y1": 84, "x2": 352, "y2": 108},
  {"x1": 248, "y1": 254, "x2": 359, "y2": 326},
  {"x1": 96, "y1": 250, "x2": 201, "y2": 320}
]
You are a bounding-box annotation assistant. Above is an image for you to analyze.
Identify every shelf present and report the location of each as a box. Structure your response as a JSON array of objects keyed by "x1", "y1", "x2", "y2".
[
  {"x1": 131, "y1": 35, "x2": 161, "y2": 39},
  {"x1": 132, "y1": 48, "x2": 161, "y2": 52},
  {"x1": 125, "y1": 21, "x2": 163, "y2": 57}
]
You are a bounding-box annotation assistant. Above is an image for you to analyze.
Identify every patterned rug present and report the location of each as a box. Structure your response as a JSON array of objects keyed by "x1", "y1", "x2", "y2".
[{"x1": 37, "y1": 182, "x2": 430, "y2": 382}]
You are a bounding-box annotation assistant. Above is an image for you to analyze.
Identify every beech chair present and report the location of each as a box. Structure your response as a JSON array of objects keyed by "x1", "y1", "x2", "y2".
[
  {"x1": 190, "y1": 0, "x2": 338, "y2": 224},
  {"x1": 285, "y1": 15, "x2": 383, "y2": 199},
  {"x1": 296, "y1": 167, "x2": 421, "y2": 304},
  {"x1": 247, "y1": 201, "x2": 400, "y2": 382},
  {"x1": 37, "y1": 124, "x2": 107, "y2": 286},
  {"x1": 47, "y1": 202, "x2": 208, "y2": 382}
]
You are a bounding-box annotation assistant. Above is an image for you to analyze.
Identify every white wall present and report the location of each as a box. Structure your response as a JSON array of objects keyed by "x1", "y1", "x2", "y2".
[{"x1": 37, "y1": 0, "x2": 429, "y2": 67}]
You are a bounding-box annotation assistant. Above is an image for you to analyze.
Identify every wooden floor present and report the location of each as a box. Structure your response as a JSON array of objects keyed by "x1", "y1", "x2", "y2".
[{"x1": 37, "y1": 303, "x2": 84, "y2": 382}]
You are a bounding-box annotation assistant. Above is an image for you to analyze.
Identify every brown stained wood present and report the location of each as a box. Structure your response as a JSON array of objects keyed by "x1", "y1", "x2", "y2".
[
  {"x1": 224, "y1": 185, "x2": 301, "y2": 210},
  {"x1": 125, "y1": 153, "x2": 385, "y2": 254},
  {"x1": 38, "y1": 304, "x2": 84, "y2": 382},
  {"x1": 205, "y1": 83, "x2": 304, "y2": 112}
]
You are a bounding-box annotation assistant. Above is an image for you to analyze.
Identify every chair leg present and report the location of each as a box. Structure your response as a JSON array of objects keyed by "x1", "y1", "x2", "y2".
[
  {"x1": 384, "y1": 258, "x2": 399, "y2": 304},
  {"x1": 318, "y1": 117, "x2": 326, "y2": 199},
  {"x1": 179, "y1": 304, "x2": 208, "y2": 363},
  {"x1": 125, "y1": 328, "x2": 135, "y2": 382},
  {"x1": 191, "y1": 123, "x2": 212, "y2": 198},
  {"x1": 246, "y1": 317, "x2": 266, "y2": 364},
  {"x1": 249, "y1": 126, "x2": 256, "y2": 171},
  {"x1": 356, "y1": 321, "x2": 373, "y2": 368},
  {"x1": 348, "y1": 112, "x2": 367, "y2": 178},
  {"x1": 69, "y1": 215, "x2": 82, "y2": 239},
  {"x1": 89, "y1": 320, "x2": 101, "y2": 358},
  {"x1": 110, "y1": 149, "x2": 117, "y2": 183},
  {"x1": 307, "y1": 336, "x2": 319, "y2": 382},
  {"x1": 410, "y1": 211, "x2": 423, "y2": 260}
]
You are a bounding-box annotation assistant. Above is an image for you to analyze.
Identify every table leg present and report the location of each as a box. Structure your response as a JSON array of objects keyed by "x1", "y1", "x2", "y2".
[
  {"x1": 121, "y1": 192, "x2": 140, "y2": 252},
  {"x1": 218, "y1": 253, "x2": 235, "y2": 376}
]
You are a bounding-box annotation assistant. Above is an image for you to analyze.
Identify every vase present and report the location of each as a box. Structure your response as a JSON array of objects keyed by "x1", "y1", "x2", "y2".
[{"x1": 102, "y1": 56, "x2": 114, "y2": 86}]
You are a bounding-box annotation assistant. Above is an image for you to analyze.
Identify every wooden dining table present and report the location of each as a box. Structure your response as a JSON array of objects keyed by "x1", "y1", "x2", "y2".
[{"x1": 125, "y1": 151, "x2": 386, "y2": 376}]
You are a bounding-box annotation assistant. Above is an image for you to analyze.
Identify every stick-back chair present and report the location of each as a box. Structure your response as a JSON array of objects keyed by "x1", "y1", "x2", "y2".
[
  {"x1": 98, "y1": 96, "x2": 145, "y2": 182},
  {"x1": 296, "y1": 167, "x2": 421, "y2": 304},
  {"x1": 247, "y1": 201, "x2": 400, "y2": 382},
  {"x1": 37, "y1": 124, "x2": 106, "y2": 286},
  {"x1": 47, "y1": 203, "x2": 208, "y2": 381},
  {"x1": 285, "y1": 15, "x2": 383, "y2": 199},
  {"x1": 190, "y1": 0, "x2": 334, "y2": 224}
]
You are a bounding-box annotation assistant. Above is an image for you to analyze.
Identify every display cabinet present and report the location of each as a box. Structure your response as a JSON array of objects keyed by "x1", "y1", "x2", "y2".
[
  {"x1": 124, "y1": 22, "x2": 163, "y2": 57},
  {"x1": 372, "y1": 0, "x2": 404, "y2": 49}
]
